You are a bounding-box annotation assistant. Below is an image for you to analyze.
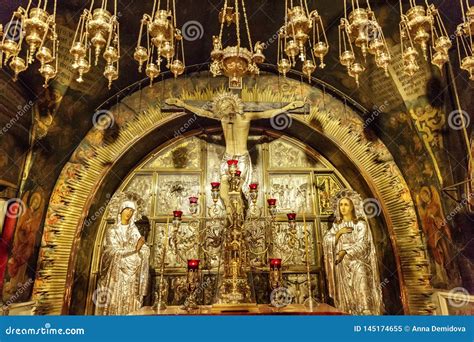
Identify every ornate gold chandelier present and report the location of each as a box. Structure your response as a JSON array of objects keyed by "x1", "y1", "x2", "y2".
[
  {"x1": 70, "y1": 0, "x2": 120, "y2": 89},
  {"x1": 277, "y1": 0, "x2": 329, "y2": 81},
  {"x1": 0, "y1": 0, "x2": 58, "y2": 86},
  {"x1": 456, "y1": 0, "x2": 474, "y2": 80},
  {"x1": 134, "y1": 0, "x2": 185, "y2": 86},
  {"x1": 338, "y1": 0, "x2": 391, "y2": 86},
  {"x1": 210, "y1": 0, "x2": 265, "y2": 89},
  {"x1": 399, "y1": 0, "x2": 451, "y2": 77}
]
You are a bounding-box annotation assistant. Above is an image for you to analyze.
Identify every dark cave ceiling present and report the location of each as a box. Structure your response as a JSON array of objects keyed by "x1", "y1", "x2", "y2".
[{"x1": 0, "y1": 0, "x2": 471, "y2": 136}]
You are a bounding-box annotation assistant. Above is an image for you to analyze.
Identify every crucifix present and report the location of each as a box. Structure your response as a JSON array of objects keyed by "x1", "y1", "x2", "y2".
[{"x1": 165, "y1": 92, "x2": 308, "y2": 214}]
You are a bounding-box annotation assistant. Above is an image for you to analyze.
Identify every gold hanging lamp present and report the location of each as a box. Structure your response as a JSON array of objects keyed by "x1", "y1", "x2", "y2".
[
  {"x1": 134, "y1": 0, "x2": 185, "y2": 86},
  {"x1": 277, "y1": 0, "x2": 329, "y2": 81},
  {"x1": 70, "y1": 0, "x2": 120, "y2": 89},
  {"x1": 399, "y1": 0, "x2": 451, "y2": 75},
  {"x1": 0, "y1": 0, "x2": 59, "y2": 86},
  {"x1": 210, "y1": 0, "x2": 264, "y2": 89},
  {"x1": 456, "y1": 0, "x2": 474, "y2": 80},
  {"x1": 338, "y1": 0, "x2": 391, "y2": 86}
]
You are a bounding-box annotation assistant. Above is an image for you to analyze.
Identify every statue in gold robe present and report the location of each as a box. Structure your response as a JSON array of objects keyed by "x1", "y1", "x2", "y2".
[
  {"x1": 323, "y1": 189, "x2": 383, "y2": 315},
  {"x1": 95, "y1": 200, "x2": 150, "y2": 315}
]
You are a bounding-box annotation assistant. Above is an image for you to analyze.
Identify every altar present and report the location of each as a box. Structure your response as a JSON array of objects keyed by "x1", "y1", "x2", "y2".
[
  {"x1": 131, "y1": 304, "x2": 345, "y2": 316},
  {"x1": 83, "y1": 91, "x2": 387, "y2": 316}
]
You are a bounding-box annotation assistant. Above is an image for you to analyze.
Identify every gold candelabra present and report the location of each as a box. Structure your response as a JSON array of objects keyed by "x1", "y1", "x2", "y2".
[
  {"x1": 134, "y1": 0, "x2": 185, "y2": 86},
  {"x1": 70, "y1": 0, "x2": 120, "y2": 88},
  {"x1": 399, "y1": 0, "x2": 451, "y2": 76},
  {"x1": 168, "y1": 157, "x2": 300, "y2": 310},
  {"x1": 210, "y1": 164, "x2": 300, "y2": 307},
  {"x1": 277, "y1": 0, "x2": 329, "y2": 80},
  {"x1": 214, "y1": 160, "x2": 253, "y2": 305},
  {"x1": 338, "y1": 0, "x2": 391, "y2": 86},
  {"x1": 456, "y1": 0, "x2": 474, "y2": 80},
  {"x1": 0, "y1": 0, "x2": 58, "y2": 86},
  {"x1": 210, "y1": 0, "x2": 265, "y2": 89}
]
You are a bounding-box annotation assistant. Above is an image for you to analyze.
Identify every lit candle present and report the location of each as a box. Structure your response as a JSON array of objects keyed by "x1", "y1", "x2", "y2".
[
  {"x1": 267, "y1": 198, "x2": 277, "y2": 206},
  {"x1": 269, "y1": 258, "x2": 282, "y2": 270},
  {"x1": 172, "y1": 210, "x2": 183, "y2": 228},
  {"x1": 187, "y1": 259, "x2": 200, "y2": 270},
  {"x1": 227, "y1": 159, "x2": 238, "y2": 175},
  {"x1": 248, "y1": 183, "x2": 258, "y2": 203},
  {"x1": 189, "y1": 196, "x2": 199, "y2": 215},
  {"x1": 210, "y1": 182, "x2": 220, "y2": 203},
  {"x1": 287, "y1": 212, "x2": 297, "y2": 230}
]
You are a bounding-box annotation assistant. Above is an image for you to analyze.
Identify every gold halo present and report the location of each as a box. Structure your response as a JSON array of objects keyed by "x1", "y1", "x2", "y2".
[
  {"x1": 29, "y1": 192, "x2": 42, "y2": 210},
  {"x1": 211, "y1": 92, "x2": 244, "y2": 119}
]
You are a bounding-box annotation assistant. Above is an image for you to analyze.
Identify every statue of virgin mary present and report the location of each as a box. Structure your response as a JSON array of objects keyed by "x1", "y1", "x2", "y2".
[
  {"x1": 95, "y1": 200, "x2": 150, "y2": 315},
  {"x1": 322, "y1": 189, "x2": 383, "y2": 315}
]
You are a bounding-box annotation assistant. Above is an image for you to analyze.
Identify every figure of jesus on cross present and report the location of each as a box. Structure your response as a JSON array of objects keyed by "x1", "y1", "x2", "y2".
[{"x1": 165, "y1": 92, "x2": 305, "y2": 214}]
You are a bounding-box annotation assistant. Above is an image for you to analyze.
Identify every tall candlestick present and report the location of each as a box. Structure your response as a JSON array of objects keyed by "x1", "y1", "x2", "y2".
[
  {"x1": 249, "y1": 183, "x2": 258, "y2": 203},
  {"x1": 302, "y1": 210, "x2": 313, "y2": 312},
  {"x1": 269, "y1": 258, "x2": 283, "y2": 294},
  {"x1": 172, "y1": 210, "x2": 183, "y2": 228},
  {"x1": 156, "y1": 216, "x2": 170, "y2": 311},
  {"x1": 267, "y1": 197, "x2": 277, "y2": 217},
  {"x1": 210, "y1": 182, "x2": 220, "y2": 203},
  {"x1": 189, "y1": 196, "x2": 198, "y2": 215}
]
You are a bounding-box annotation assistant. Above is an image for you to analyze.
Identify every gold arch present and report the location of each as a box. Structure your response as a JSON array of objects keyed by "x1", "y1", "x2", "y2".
[{"x1": 32, "y1": 75, "x2": 434, "y2": 315}]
